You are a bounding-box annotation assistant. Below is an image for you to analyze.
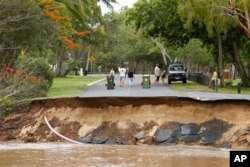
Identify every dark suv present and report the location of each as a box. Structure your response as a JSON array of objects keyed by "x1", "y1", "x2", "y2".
[{"x1": 167, "y1": 63, "x2": 187, "y2": 84}]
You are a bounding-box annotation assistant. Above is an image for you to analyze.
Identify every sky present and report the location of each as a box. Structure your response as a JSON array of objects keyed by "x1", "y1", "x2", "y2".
[{"x1": 100, "y1": 0, "x2": 138, "y2": 15}]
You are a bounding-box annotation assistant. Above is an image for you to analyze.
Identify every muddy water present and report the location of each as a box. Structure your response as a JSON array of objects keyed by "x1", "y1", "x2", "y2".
[{"x1": 0, "y1": 143, "x2": 229, "y2": 167}]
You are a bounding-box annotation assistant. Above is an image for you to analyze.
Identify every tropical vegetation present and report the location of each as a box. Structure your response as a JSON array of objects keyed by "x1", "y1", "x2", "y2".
[{"x1": 1, "y1": 0, "x2": 250, "y2": 114}]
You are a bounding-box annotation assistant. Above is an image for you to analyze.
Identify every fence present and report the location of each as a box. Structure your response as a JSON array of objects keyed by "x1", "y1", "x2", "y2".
[{"x1": 188, "y1": 73, "x2": 211, "y2": 86}]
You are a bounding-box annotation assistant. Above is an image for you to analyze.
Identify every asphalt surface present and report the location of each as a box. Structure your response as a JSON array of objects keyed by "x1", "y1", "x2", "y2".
[{"x1": 79, "y1": 74, "x2": 250, "y2": 101}]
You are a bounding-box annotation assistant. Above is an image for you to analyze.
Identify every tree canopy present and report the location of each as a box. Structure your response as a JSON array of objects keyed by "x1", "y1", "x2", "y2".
[{"x1": 1, "y1": 0, "x2": 250, "y2": 87}]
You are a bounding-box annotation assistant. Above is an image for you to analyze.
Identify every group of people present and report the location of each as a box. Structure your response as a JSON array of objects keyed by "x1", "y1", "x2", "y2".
[
  {"x1": 109, "y1": 64, "x2": 219, "y2": 89},
  {"x1": 109, "y1": 65, "x2": 134, "y2": 87},
  {"x1": 109, "y1": 64, "x2": 167, "y2": 87}
]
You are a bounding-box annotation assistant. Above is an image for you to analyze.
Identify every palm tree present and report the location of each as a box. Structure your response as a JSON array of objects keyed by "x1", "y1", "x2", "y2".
[
  {"x1": 53, "y1": 0, "x2": 117, "y2": 76},
  {"x1": 56, "y1": 0, "x2": 117, "y2": 20},
  {"x1": 96, "y1": 0, "x2": 117, "y2": 9}
]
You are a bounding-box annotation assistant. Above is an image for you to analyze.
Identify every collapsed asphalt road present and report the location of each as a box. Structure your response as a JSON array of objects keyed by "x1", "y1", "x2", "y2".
[
  {"x1": 0, "y1": 97, "x2": 249, "y2": 148},
  {"x1": 0, "y1": 75, "x2": 249, "y2": 148}
]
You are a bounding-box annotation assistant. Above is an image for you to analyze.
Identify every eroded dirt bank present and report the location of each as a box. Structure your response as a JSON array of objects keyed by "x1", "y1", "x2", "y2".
[{"x1": 0, "y1": 97, "x2": 249, "y2": 148}]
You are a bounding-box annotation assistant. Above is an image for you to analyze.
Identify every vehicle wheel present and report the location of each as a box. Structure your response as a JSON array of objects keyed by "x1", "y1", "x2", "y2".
[
  {"x1": 183, "y1": 79, "x2": 187, "y2": 84},
  {"x1": 168, "y1": 79, "x2": 171, "y2": 84}
]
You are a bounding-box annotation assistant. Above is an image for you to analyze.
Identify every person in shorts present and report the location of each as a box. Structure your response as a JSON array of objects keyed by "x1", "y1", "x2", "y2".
[
  {"x1": 210, "y1": 68, "x2": 218, "y2": 89},
  {"x1": 118, "y1": 65, "x2": 126, "y2": 87}
]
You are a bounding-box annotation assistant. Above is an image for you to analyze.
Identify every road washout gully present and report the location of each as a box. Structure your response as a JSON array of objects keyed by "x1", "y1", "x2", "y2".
[{"x1": 0, "y1": 97, "x2": 249, "y2": 149}]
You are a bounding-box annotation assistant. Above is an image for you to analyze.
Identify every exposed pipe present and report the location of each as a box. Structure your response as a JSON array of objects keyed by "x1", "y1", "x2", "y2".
[{"x1": 44, "y1": 116, "x2": 83, "y2": 145}]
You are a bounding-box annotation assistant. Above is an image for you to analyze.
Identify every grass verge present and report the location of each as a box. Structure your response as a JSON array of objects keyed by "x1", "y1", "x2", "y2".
[
  {"x1": 169, "y1": 80, "x2": 250, "y2": 94},
  {"x1": 47, "y1": 75, "x2": 103, "y2": 97}
]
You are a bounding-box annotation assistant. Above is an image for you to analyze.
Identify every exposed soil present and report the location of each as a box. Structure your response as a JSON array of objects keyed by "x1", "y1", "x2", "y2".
[{"x1": 0, "y1": 97, "x2": 249, "y2": 148}]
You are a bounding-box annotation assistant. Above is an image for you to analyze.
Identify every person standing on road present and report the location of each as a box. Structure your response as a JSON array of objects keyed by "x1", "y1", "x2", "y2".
[
  {"x1": 161, "y1": 70, "x2": 166, "y2": 84},
  {"x1": 154, "y1": 64, "x2": 161, "y2": 85},
  {"x1": 128, "y1": 68, "x2": 134, "y2": 86},
  {"x1": 210, "y1": 68, "x2": 218, "y2": 89},
  {"x1": 118, "y1": 65, "x2": 126, "y2": 87},
  {"x1": 110, "y1": 68, "x2": 115, "y2": 77}
]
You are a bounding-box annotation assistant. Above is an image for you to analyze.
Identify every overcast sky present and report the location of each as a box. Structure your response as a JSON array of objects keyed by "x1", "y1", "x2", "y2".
[{"x1": 100, "y1": 0, "x2": 137, "y2": 14}]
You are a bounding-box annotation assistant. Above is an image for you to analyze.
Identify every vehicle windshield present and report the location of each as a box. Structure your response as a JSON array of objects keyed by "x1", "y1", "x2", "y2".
[{"x1": 170, "y1": 65, "x2": 184, "y2": 71}]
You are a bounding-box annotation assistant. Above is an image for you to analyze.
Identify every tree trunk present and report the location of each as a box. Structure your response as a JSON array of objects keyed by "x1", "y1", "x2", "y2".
[
  {"x1": 151, "y1": 38, "x2": 172, "y2": 66},
  {"x1": 232, "y1": 41, "x2": 249, "y2": 86},
  {"x1": 242, "y1": 0, "x2": 250, "y2": 38},
  {"x1": 230, "y1": 64, "x2": 235, "y2": 84},
  {"x1": 56, "y1": 44, "x2": 66, "y2": 77},
  {"x1": 84, "y1": 47, "x2": 91, "y2": 76},
  {"x1": 230, "y1": 0, "x2": 250, "y2": 38},
  {"x1": 247, "y1": 63, "x2": 250, "y2": 80},
  {"x1": 64, "y1": 49, "x2": 81, "y2": 76},
  {"x1": 216, "y1": 31, "x2": 224, "y2": 87}
]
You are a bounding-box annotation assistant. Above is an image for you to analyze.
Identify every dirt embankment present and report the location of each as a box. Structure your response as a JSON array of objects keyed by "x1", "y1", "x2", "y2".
[{"x1": 0, "y1": 97, "x2": 249, "y2": 148}]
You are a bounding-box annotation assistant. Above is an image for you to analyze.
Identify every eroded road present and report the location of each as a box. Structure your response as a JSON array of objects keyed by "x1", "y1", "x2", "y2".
[
  {"x1": 0, "y1": 74, "x2": 249, "y2": 167},
  {"x1": 80, "y1": 74, "x2": 250, "y2": 101}
]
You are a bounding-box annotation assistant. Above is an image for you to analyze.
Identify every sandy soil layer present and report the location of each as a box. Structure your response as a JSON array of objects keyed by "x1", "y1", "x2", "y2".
[{"x1": 0, "y1": 97, "x2": 249, "y2": 148}]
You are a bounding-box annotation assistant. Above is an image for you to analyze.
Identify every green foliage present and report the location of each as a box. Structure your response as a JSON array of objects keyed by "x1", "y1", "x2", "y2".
[
  {"x1": 241, "y1": 38, "x2": 250, "y2": 63},
  {"x1": 127, "y1": 0, "x2": 189, "y2": 47},
  {"x1": 0, "y1": 0, "x2": 58, "y2": 65},
  {"x1": 172, "y1": 39, "x2": 214, "y2": 69},
  {"x1": 0, "y1": 97, "x2": 12, "y2": 117},
  {"x1": 16, "y1": 57, "x2": 55, "y2": 90},
  {"x1": 0, "y1": 96, "x2": 30, "y2": 118},
  {"x1": 0, "y1": 57, "x2": 54, "y2": 116},
  {"x1": 95, "y1": 11, "x2": 161, "y2": 72},
  {"x1": 177, "y1": 0, "x2": 234, "y2": 36},
  {"x1": 0, "y1": 61, "x2": 50, "y2": 115},
  {"x1": 170, "y1": 80, "x2": 250, "y2": 94}
]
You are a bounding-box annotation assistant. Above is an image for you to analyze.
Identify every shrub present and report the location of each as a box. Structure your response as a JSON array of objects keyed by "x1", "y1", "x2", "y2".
[
  {"x1": 16, "y1": 57, "x2": 55, "y2": 89},
  {"x1": 0, "y1": 97, "x2": 31, "y2": 117},
  {"x1": 0, "y1": 57, "x2": 55, "y2": 116},
  {"x1": 0, "y1": 97, "x2": 12, "y2": 117}
]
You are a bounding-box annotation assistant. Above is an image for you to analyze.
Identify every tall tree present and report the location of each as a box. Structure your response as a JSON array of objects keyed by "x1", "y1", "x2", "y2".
[
  {"x1": 177, "y1": 0, "x2": 249, "y2": 86},
  {"x1": 126, "y1": 0, "x2": 190, "y2": 66},
  {"x1": 0, "y1": 0, "x2": 57, "y2": 65},
  {"x1": 38, "y1": 0, "x2": 116, "y2": 76},
  {"x1": 172, "y1": 38, "x2": 214, "y2": 72},
  {"x1": 95, "y1": 11, "x2": 160, "y2": 73},
  {"x1": 227, "y1": 0, "x2": 250, "y2": 38}
]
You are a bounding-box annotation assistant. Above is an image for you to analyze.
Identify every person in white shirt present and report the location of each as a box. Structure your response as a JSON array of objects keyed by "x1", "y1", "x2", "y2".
[
  {"x1": 118, "y1": 65, "x2": 126, "y2": 87},
  {"x1": 154, "y1": 64, "x2": 161, "y2": 85}
]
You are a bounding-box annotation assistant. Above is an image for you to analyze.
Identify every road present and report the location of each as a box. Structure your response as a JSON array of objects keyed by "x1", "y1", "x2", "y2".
[{"x1": 79, "y1": 74, "x2": 250, "y2": 101}]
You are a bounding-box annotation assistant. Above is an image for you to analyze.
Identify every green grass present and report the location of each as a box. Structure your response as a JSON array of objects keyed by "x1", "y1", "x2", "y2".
[
  {"x1": 169, "y1": 80, "x2": 250, "y2": 94},
  {"x1": 47, "y1": 75, "x2": 103, "y2": 97}
]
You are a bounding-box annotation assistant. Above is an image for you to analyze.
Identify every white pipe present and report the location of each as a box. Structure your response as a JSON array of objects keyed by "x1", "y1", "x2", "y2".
[{"x1": 44, "y1": 116, "x2": 83, "y2": 145}]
